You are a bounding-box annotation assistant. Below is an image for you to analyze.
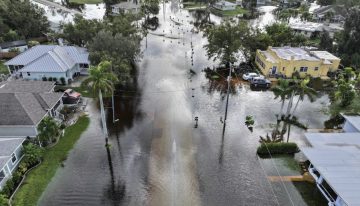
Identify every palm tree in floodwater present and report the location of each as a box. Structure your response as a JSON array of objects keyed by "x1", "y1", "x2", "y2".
[
  {"x1": 83, "y1": 61, "x2": 118, "y2": 142},
  {"x1": 272, "y1": 79, "x2": 291, "y2": 139}
]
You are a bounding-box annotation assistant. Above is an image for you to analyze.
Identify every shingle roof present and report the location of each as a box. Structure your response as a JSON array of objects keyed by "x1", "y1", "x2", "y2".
[
  {"x1": 0, "y1": 40, "x2": 27, "y2": 50},
  {"x1": 0, "y1": 138, "x2": 25, "y2": 170},
  {"x1": 4, "y1": 45, "x2": 89, "y2": 73},
  {"x1": 0, "y1": 92, "x2": 63, "y2": 126},
  {"x1": 0, "y1": 80, "x2": 55, "y2": 93}
]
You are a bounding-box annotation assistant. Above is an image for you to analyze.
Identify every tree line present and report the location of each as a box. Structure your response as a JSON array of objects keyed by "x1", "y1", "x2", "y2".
[{"x1": 0, "y1": 0, "x2": 49, "y2": 43}]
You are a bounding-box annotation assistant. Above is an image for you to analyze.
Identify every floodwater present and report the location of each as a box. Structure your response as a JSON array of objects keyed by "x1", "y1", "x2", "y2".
[{"x1": 40, "y1": 1, "x2": 329, "y2": 206}]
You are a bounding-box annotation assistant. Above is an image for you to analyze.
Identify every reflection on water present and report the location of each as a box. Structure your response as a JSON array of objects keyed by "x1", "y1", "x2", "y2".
[{"x1": 39, "y1": 1, "x2": 329, "y2": 205}]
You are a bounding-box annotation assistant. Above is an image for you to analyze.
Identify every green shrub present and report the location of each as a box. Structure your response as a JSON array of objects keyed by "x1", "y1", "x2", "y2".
[
  {"x1": 52, "y1": 77, "x2": 57, "y2": 82},
  {"x1": 1, "y1": 178, "x2": 14, "y2": 197},
  {"x1": 257, "y1": 142, "x2": 299, "y2": 156},
  {"x1": 22, "y1": 143, "x2": 44, "y2": 167},
  {"x1": 0, "y1": 194, "x2": 9, "y2": 206},
  {"x1": 48, "y1": 77, "x2": 53, "y2": 81},
  {"x1": 42, "y1": 76, "x2": 47, "y2": 81},
  {"x1": 59, "y1": 123, "x2": 66, "y2": 130},
  {"x1": 60, "y1": 77, "x2": 66, "y2": 85}
]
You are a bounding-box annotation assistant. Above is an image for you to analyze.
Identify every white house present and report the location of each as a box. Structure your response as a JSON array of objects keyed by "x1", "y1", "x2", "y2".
[
  {"x1": 301, "y1": 115, "x2": 360, "y2": 206},
  {"x1": 0, "y1": 80, "x2": 63, "y2": 137},
  {"x1": 4, "y1": 45, "x2": 89, "y2": 84},
  {"x1": 111, "y1": 0, "x2": 141, "y2": 15},
  {"x1": 0, "y1": 138, "x2": 25, "y2": 190},
  {"x1": 289, "y1": 21, "x2": 344, "y2": 38},
  {"x1": 213, "y1": 1, "x2": 237, "y2": 11},
  {"x1": 0, "y1": 40, "x2": 28, "y2": 53}
]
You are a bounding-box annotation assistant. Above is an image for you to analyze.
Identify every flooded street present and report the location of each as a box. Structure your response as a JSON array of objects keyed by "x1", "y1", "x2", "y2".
[{"x1": 40, "y1": 1, "x2": 329, "y2": 206}]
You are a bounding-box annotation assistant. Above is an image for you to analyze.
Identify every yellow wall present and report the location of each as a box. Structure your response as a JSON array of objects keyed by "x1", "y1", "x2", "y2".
[{"x1": 255, "y1": 49, "x2": 340, "y2": 78}]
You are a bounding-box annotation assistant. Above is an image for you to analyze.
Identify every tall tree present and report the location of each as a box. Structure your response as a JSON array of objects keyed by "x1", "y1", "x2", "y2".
[
  {"x1": 83, "y1": 61, "x2": 118, "y2": 140},
  {"x1": 337, "y1": 8, "x2": 360, "y2": 69},
  {"x1": 319, "y1": 31, "x2": 333, "y2": 52},
  {"x1": 317, "y1": 0, "x2": 335, "y2": 6},
  {"x1": 204, "y1": 20, "x2": 250, "y2": 66}
]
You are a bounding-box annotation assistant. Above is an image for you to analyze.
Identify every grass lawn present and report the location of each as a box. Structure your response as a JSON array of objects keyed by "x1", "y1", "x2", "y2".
[
  {"x1": 183, "y1": 2, "x2": 207, "y2": 9},
  {"x1": 12, "y1": 116, "x2": 90, "y2": 206},
  {"x1": 293, "y1": 182, "x2": 328, "y2": 206},
  {"x1": 211, "y1": 6, "x2": 248, "y2": 16},
  {"x1": 0, "y1": 61, "x2": 9, "y2": 75},
  {"x1": 68, "y1": 0, "x2": 103, "y2": 4}
]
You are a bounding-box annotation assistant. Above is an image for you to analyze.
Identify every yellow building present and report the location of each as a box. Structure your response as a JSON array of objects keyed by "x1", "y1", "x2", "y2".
[{"x1": 255, "y1": 46, "x2": 340, "y2": 78}]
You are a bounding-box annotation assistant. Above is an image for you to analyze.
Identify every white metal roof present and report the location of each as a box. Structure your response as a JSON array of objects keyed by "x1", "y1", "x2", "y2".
[
  {"x1": 310, "y1": 51, "x2": 340, "y2": 61},
  {"x1": 260, "y1": 51, "x2": 278, "y2": 63},
  {"x1": 289, "y1": 22, "x2": 323, "y2": 32},
  {"x1": 270, "y1": 47, "x2": 319, "y2": 61},
  {"x1": 303, "y1": 132, "x2": 360, "y2": 206},
  {"x1": 5, "y1": 45, "x2": 89, "y2": 73},
  {"x1": 343, "y1": 115, "x2": 360, "y2": 132}
]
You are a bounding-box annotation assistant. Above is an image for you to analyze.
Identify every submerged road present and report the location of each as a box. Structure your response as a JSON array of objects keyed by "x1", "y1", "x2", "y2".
[
  {"x1": 33, "y1": 0, "x2": 83, "y2": 15},
  {"x1": 40, "y1": 2, "x2": 329, "y2": 206}
]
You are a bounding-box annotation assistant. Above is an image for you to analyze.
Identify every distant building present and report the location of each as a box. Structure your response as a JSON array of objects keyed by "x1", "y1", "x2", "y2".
[
  {"x1": 289, "y1": 21, "x2": 344, "y2": 38},
  {"x1": 0, "y1": 80, "x2": 63, "y2": 137},
  {"x1": 4, "y1": 45, "x2": 89, "y2": 83},
  {"x1": 255, "y1": 46, "x2": 340, "y2": 78},
  {"x1": 0, "y1": 40, "x2": 28, "y2": 53},
  {"x1": 312, "y1": 5, "x2": 347, "y2": 23},
  {"x1": 111, "y1": 0, "x2": 141, "y2": 15},
  {"x1": 301, "y1": 115, "x2": 360, "y2": 206},
  {"x1": 279, "y1": 0, "x2": 301, "y2": 8},
  {"x1": 213, "y1": 1, "x2": 237, "y2": 11},
  {"x1": 0, "y1": 138, "x2": 25, "y2": 190}
]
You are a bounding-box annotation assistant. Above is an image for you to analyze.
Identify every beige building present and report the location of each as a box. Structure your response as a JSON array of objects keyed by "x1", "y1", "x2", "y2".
[{"x1": 255, "y1": 47, "x2": 340, "y2": 78}]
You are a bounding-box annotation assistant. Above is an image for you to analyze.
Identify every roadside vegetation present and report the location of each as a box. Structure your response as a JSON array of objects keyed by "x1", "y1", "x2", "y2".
[
  {"x1": 12, "y1": 116, "x2": 90, "y2": 206},
  {"x1": 68, "y1": 0, "x2": 103, "y2": 4},
  {"x1": 210, "y1": 6, "x2": 248, "y2": 17},
  {"x1": 0, "y1": 61, "x2": 9, "y2": 75}
]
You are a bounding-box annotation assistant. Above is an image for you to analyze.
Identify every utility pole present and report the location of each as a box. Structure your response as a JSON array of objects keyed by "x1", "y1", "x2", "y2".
[{"x1": 222, "y1": 64, "x2": 232, "y2": 136}]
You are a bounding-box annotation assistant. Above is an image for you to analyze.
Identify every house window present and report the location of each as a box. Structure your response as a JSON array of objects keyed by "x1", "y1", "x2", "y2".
[
  {"x1": 0, "y1": 170, "x2": 5, "y2": 182},
  {"x1": 282, "y1": 67, "x2": 285, "y2": 71},
  {"x1": 11, "y1": 153, "x2": 17, "y2": 163},
  {"x1": 256, "y1": 56, "x2": 265, "y2": 69},
  {"x1": 300, "y1": 67, "x2": 308, "y2": 72},
  {"x1": 314, "y1": 67, "x2": 319, "y2": 71},
  {"x1": 27, "y1": 72, "x2": 30, "y2": 76}
]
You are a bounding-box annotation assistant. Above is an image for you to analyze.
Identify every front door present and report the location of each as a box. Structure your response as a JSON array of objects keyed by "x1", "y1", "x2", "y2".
[{"x1": 272, "y1": 66, "x2": 277, "y2": 74}]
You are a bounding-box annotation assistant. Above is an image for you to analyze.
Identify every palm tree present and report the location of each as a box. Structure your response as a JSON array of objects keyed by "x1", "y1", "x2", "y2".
[
  {"x1": 83, "y1": 61, "x2": 118, "y2": 142},
  {"x1": 284, "y1": 78, "x2": 317, "y2": 142},
  {"x1": 37, "y1": 116, "x2": 60, "y2": 146},
  {"x1": 272, "y1": 79, "x2": 292, "y2": 137}
]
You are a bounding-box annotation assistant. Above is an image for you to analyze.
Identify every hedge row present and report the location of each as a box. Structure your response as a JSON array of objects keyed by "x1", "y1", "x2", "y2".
[{"x1": 257, "y1": 142, "x2": 299, "y2": 156}]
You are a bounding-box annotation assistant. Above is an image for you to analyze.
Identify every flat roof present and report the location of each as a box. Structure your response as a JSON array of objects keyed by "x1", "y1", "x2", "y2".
[
  {"x1": 343, "y1": 115, "x2": 360, "y2": 132},
  {"x1": 302, "y1": 132, "x2": 360, "y2": 205},
  {"x1": 289, "y1": 22, "x2": 323, "y2": 32},
  {"x1": 310, "y1": 51, "x2": 340, "y2": 61},
  {"x1": 270, "y1": 47, "x2": 319, "y2": 61},
  {"x1": 259, "y1": 51, "x2": 278, "y2": 63}
]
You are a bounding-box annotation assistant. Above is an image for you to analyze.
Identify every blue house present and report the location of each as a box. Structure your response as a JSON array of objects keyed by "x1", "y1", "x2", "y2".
[
  {"x1": 0, "y1": 138, "x2": 25, "y2": 190},
  {"x1": 4, "y1": 45, "x2": 90, "y2": 84}
]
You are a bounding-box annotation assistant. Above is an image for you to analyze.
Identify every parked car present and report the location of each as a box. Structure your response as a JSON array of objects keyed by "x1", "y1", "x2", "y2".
[
  {"x1": 63, "y1": 89, "x2": 81, "y2": 104},
  {"x1": 242, "y1": 72, "x2": 263, "y2": 81},
  {"x1": 250, "y1": 77, "x2": 271, "y2": 88}
]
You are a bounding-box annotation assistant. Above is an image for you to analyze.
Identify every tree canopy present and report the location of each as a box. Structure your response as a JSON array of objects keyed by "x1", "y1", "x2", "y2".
[{"x1": 0, "y1": 0, "x2": 49, "y2": 42}]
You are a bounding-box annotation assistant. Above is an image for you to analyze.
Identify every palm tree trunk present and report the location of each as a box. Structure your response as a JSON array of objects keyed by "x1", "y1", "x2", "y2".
[
  {"x1": 291, "y1": 96, "x2": 301, "y2": 118},
  {"x1": 274, "y1": 99, "x2": 285, "y2": 134},
  {"x1": 281, "y1": 92, "x2": 295, "y2": 139},
  {"x1": 287, "y1": 123, "x2": 291, "y2": 143},
  {"x1": 99, "y1": 90, "x2": 109, "y2": 141}
]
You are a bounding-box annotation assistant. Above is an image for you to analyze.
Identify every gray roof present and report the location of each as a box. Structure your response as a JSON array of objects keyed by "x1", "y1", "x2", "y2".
[
  {"x1": 0, "y1": 40, "x2": 27, "y2": 49},
  {"x1": 0, "y1": 138, "x2": 25, "y2": 156},
  {"x1": 302, "y1": 132, "x2": 360, "y2": 206},
  {"x1": 215, "y1": 1, "x2": 237, "y2": 6},
  {"x1": 0, "y1": 92, "x2": 63, "y2": 126},
  {"x1": 5, "y1": 45, "x2": 89, "y2": 73},
  {"x1": 0, "y1": 138, "x2": 25, "y2": 170},
  {"x1": 270, "y1": 47, "x2": 319, "y2": 61},
  {"x1": 0, "y1": 80, "x2": 55, "y2": 93},
  {"x1": 343, "y1": 115, "x2": 360, "y2": 132}
]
